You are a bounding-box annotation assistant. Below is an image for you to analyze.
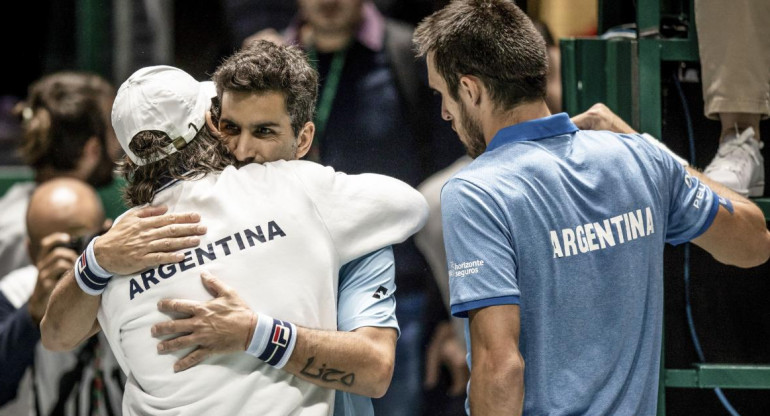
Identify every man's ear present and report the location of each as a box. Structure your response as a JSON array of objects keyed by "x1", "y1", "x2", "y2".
[
  {"x1": 294, "y1": 122, "x2": 315, "y2": 159},
  {"x1": 459, "y1": 75, "x2": 483, "y2": 106},
  {"x1": 205, "y1": 110, "x2": 220, "y2": 136},
  {"x1": 76, "y1": 136, "x2": 102, "y2": 178},
  {"x1": 84, "y1": 136, "x2": 102, "y2": 159}
]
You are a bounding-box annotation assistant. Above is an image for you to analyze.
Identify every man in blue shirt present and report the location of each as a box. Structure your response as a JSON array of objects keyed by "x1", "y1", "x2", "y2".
[{"x1": 413, "y1": 1, "x2": 770, "y2": 415}]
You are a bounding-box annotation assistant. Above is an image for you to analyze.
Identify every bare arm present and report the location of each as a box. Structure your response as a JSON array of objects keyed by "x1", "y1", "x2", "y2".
[
  {"x1": 570, "y1": 103, "x2": 636, "y2": 134},
  {"x1": 27, "y1": 233, "x2": 78, "y2": 324},
  {"x1": 285, "y1": 325, "x2": 396, "y2": 398},
  {"x1": 468, "y1": 305, "x2": 524, "y2": 416},
  {"x1": 40, "y1": 268, "x2": 100, "y2": 351},
  {"x1": 152, "y1": 272, "x2": 397, "y2": 397},
  {"x1": 37, "y1": 232, "x2": 100, "y2": 351},
  {"x1": 41, "y1": 205, "x2": 207, "y2": 350},
  {"x1": 688, "y1": 168, "x2": 770, "y2": 267}
]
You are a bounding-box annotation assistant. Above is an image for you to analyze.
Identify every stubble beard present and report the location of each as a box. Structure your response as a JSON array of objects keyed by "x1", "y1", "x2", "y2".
[{"x1": 459, "y1": 101, "x2": 487, "y2": 159}]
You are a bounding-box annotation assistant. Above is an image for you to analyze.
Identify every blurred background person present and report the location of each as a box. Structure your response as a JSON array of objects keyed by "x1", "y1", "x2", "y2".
[
  {"x1": 0, "y1": 72, "x2": 117, "y2": 280},
  {"x1": 0, "y1": 177, "x2": 121, "y2": 416}
]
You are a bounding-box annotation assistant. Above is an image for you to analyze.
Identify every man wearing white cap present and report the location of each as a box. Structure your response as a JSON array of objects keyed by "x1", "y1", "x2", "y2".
[{"x1": 41, "y1": 50, "x2": 428, "y2": 416}]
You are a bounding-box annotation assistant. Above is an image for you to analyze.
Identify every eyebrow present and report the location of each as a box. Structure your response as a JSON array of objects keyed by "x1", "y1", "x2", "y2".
[{"x1": 220, "y1": 117, "x2": 282, "y2": 130}]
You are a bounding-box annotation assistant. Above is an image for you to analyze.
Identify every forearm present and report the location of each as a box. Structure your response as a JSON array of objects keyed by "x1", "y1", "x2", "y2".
[
  {"x1": 40, "y1": 269, "x2": 100, "y2": 351},
  {"x1": 0, "y1": 305, "x2": 39, "y2": 405},
  {"x1": 469, "y1": 351, "x2": 525, "y2": 415},
  {"x1": 687, "y1": 167, "x2": 770, "y2": 267},
  {"x1": 283, "y1": 326, "x2": 397, "y2": 398},
  {"x1": 154, "y1": 271, "x2": 398, "y2": 397}
]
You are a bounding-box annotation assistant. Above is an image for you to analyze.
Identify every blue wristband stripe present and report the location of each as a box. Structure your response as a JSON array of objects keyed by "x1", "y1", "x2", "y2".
[{"x1": 74, "y1": 250, "x2": 112, "y2": 295}]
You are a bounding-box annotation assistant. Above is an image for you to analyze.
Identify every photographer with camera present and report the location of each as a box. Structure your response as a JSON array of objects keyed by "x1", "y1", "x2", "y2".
[{"x1": 0, "y1": 178, "x2": 121, "y2": 416}]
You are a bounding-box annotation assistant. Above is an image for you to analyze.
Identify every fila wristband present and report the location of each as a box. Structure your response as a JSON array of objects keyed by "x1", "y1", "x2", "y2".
[
  {"x1": 246, "y1": 313, "x2": 297, "y2": 369},
  {"x1": 73, "y1": 237, "x2": 113, "y2": 296}
]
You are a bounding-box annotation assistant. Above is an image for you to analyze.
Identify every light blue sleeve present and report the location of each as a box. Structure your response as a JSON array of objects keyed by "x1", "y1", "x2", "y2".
[
  {"x1": 333, "y1": 246, "x2": 398, "y2": 416},
  {"x1": 441, "y1": 178, "x2": 520, "y2": 318},
  {"x1": 336, "y1": 246, "x2": 399, "y2": 335},
  {"x1": 657, "y1": 147, "x2": 720, "y2": 245}
]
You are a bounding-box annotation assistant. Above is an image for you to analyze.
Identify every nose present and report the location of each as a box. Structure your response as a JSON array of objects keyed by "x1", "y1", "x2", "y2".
[
  {"x1": 441, "y1": 102, "x2": 453, "y2": 121},
  {"x1": 229, "y1": 134, "x2": 254, "y2": 162}
]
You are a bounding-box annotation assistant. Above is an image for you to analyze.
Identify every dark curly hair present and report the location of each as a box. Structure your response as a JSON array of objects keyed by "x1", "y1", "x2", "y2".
[{"x1": 211, "y1": 40, "x2": 318, "y2": 136}]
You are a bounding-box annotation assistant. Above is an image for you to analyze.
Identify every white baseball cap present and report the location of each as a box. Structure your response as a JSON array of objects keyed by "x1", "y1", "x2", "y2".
[{"x1": 111, "y1": 65, "x2": 216, "y2": 166}]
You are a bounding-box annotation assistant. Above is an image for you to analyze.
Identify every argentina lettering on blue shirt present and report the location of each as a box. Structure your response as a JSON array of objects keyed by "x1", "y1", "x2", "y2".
[
  {"x1": 128, "y1": 221, "x2": 287, "y2": 300},
  {"x1": 550, "y1": 207, "x2": 655, "y2": 258}
]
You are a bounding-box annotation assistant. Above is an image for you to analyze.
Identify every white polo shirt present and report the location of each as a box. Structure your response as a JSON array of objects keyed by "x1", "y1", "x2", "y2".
[{"x1": 97, "y1": 160, "x2": 428, "y2": 416}]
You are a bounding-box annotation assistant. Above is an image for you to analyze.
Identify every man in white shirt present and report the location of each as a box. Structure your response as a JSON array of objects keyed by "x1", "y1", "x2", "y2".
[{"x1": 41, "y1": 45, "x2": 428, "y2": 415}]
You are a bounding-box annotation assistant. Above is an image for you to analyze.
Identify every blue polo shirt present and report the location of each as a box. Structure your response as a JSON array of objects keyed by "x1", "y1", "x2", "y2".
[{"x1": 441, "y1": 113, "x2": 720, "y2": 415}]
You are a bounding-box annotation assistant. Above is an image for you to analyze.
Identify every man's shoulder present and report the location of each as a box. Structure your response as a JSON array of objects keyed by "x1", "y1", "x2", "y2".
[
  {"x1": 0, "y1": 182, "x2": 34, "y2": 226},
  {"x1": 446, "y1": 154, "x2": 501, "y2": 189},
  {"x1": 0, "y1": 182, "x2": 35, "y2": 205},
  {"x1": 418, "y1": 156, "x2": 472, "y2": 194},
  {"x1": 441, "y1": 168, "x2": 497, "y2": 208},
  {"x1": 0, "y1": 265, "x2": 38, "y2": 308}
]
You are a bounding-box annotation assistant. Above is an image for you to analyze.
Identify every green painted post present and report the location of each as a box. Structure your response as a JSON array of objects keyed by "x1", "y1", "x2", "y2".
[
  {"x1": 637, "y1": 39, "x2": 662, "y2": 139},
  {"x1": 76, "y1": 0, "x2": 109, "y2": 75},
  {"x1": 560, "y1": 39, "x2": 579, "y2": 115},
  {"x1": 605, "y1": 39, "x2": 636, "y2": 127}
]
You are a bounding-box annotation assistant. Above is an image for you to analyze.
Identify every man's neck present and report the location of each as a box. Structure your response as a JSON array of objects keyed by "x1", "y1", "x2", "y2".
[
  {"x1": 35, "y1": 167, "x2": 79, "y2": 184},
  {"x1": 302, "y1": 26, "x2": 354, "y2": 53},
  {"x1": 483, "y1": 100, "x2": 552, "y2": 143}
]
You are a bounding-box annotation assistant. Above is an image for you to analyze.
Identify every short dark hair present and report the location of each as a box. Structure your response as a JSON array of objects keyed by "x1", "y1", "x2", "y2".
[
  {"x1": 118, "y1": 127, "x2": 236, "y2": 207},
  {"x1": 212, "y1": 40, "x2": 318, "y2": 136},
  {"x1": 14, "y1": 72, "x2": 113, "y2": 172},
  {"x1": 413, "y1": 0, "x2": 548, "y2": 110}
]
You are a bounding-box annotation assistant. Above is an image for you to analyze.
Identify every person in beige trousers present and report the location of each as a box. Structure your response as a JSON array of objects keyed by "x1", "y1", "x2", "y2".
[{"x1": 697, "y1": 0, "x2": 769, "y2": 197}]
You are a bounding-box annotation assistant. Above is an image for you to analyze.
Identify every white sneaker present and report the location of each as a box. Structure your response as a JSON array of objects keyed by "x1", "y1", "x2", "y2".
[{"x1": 703, "y1": 127, "x2": 764, "y2": 197}]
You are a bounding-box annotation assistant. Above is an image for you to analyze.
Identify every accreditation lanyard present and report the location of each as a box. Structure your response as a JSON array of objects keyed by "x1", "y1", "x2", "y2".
[{"x1": 307, "y1": 44, "x2": 349, "y2": 161}]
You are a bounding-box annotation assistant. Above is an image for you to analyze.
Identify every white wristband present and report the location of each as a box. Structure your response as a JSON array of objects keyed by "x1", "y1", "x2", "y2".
[
  {"x1": 245, "y1": 313, "x2": 297, "y2": 369},
  {"x1": 73, "y1": 237, "x2": 113, "y2": 296},
  {"x1": 86, "y1": 236, "x2": 112, "y2": 277}
]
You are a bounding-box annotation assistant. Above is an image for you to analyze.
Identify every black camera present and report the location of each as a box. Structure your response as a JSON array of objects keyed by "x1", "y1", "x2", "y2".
[
  {"x1": 57, "y1": 230, "x2": 106, "y2": 253},
  {"x1": 60, "y1": 235, "x2": 91, "y2": 253}
]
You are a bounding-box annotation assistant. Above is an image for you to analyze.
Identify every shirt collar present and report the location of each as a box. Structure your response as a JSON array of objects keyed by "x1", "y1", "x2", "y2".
[
  {"x1": 284, "y1": 1, "x2": 385, "y2": 52},
  {"x1": 486, "y1": 112, "x2": 578, "y2": 152}
]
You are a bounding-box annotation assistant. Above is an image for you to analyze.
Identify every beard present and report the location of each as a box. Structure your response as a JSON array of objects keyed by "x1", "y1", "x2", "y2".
[{"x1": 458, "y1": 101, "x2": 487, "y2": 159}]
